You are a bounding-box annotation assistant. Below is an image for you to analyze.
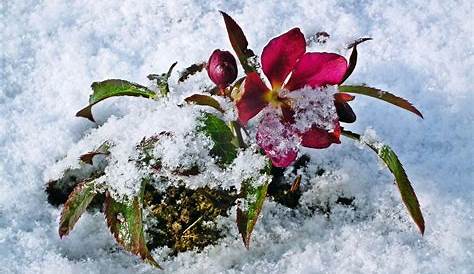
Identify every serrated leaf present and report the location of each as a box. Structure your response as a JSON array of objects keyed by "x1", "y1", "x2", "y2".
[
  {"x1": 59, "y1": 180, "x2": 97, "y2": 238},
  {"x1": 198, "y1": 113, "x2": 237, "y2": 166},
  {"x1": 338, "y1": 85, "x2": 423, "y2": 118},
  {"x1": 105, "y1": 192, "x2": 161, "y2": 268},
  {"x1": 76, "y1": 79, "x2": 157, "y2": 122},
  {"x1": 219, "y1": 11, "x2": 257, "y2": 74},
  {"x1": 184, "y1": 94, "x2": 224, "y2": 113},
  {"x1": 341, "y1": 38, "x2": 372, "y2": 83},
  {"x1": 341, "y1": 129, "x2": 425, "y2": 235},
  {"x1": 147, "y1": 62, "x2": 177, "y2": 97},
  {"x1": 178, "y1": 62, "x2": 207, "y2": 82},
  {"x1": 237, "y1": 178, "x2": 270, "y2": 249}
]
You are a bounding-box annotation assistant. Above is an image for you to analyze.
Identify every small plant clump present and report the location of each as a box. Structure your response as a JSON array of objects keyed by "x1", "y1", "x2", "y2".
[{"x1": 46, "y1": 11, "x2": 426, "y2": 269}]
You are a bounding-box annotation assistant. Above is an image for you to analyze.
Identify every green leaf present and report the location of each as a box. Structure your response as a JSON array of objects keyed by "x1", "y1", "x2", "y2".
[
  {"x1": 341, "y1": 130, "x2": 425, "y2": 235},
  {"x1": 338, "y1": 85, "x2": 423, "y2": 118},
  {"x1": 198, "y1": 113, "x2": 237, "y2": 166},
  {"x1": 178, "y1": 62, "x2": 207, "y2": 82},
  {"x1": 341, "y1": 38, "x2": 372, "y2": 83},
  {"x1": 219, "y1": 11, "x2": 257, "y2": 74},
  {"x1": 147, "y1": 62, "x2": 177, "y2": 97},
  {"x1": 184, "y1": 94, "x2": 224, "y2": 113},
  {"x1": 59, "y1": 180, "x2": 97, "y2": 238},
  {"x1": 237, "y1": 175, "x2": 271, "y2": 249},
  {"x1": 76, "y1": 79, "x2": 157, "y2": 122},
  {"x1": 105, "y1": 192, "x2": 161, "y2": 269}
]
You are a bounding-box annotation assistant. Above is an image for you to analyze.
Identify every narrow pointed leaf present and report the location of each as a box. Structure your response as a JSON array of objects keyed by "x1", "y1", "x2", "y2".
[
  {"x1": 198, "y1": 113, "x2": 237, "y2": 166},
  {"x1": 147, "y1": 62, "x2": 177, "y2": 97},
  {"x1": 76, "y1": 79, "x2": 157, "y2": 122},
  {"x1": 219, "y1": 11, "x2": 257, "y2": 73},
  {"x1": 339, "y1": 85, "x2": 423, "y2": 118},
  {"x1": 178, "y1": 62, "x2": 207, "y2": 82},
  {"x1": 59, "y1": 180, "x2": 97, "y2": 238},
  {"x1": 341, "y1": 38, "x2": 372, "y2": 83},
  {"x1": 237, "y1": 178, "x2": 270, "y2": 249},
  {"x1": 184, "y1": 94, "x2": 224, "y2": 113},
  {"x1": 341, "y1": 130, "x2": 425, "y2": 235},
  {"x1": 79, "y1": 141, "x2": 112, "y2": 165},
  {"x1": 105, "y1": 193, "x2": 161, "y2": 268}
]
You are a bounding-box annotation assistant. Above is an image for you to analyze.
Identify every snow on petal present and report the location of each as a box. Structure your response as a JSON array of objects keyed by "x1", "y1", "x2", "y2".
[
  {"x1": 256, "y1": 112, "x2": 299, "y2": 167},
  {"x1": 285, "y1": 85, "x2": 339, "y2": 133}
]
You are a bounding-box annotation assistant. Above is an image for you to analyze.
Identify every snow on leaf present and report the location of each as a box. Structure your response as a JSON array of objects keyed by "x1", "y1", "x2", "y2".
[
  {"x1": 184, "y1": 94, "x2": 224, "y2": 113},
  {"x1": 338, "y1": 85, "x2": 423, "y2": 118},
  {"x1": 219, "y1": 11, "x2": 257, "y2": 74},
  {"x1": 147, "y1": 61, "x2": 177, "y2": 96},
  {"x1": 237, "y1": 175, "x2": 271, "y2": 249},
  {"x1": 178, "y1": 62, "x2": 207, "y2": 82},
  {"x1": 198, "y1": 113, "x2": 237, "y2": 166},
  {"x1": 59, "y1": 180, "x2": 98, "y2": 238},
  {"x1": 341, "y1": 129, "x2": 425, "y2": 235},
  {"x1": 79, "y1": 141, "x2": 112, "y2": 165},
  {"x1": 104, "y1": 191, "x2": 161, "y2": 269},
  {"x1": 76, "y1": 79, "x2": 157, "y2": 122}
]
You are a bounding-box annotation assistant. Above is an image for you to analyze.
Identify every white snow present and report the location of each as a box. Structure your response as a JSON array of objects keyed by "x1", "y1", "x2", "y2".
[{"x1": 1, "y1": 0, "x2": 473, "y2": 273}]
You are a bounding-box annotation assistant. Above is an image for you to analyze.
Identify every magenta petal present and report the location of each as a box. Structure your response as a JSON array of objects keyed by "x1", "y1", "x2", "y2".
[
  {"x1": 285, "y1": 52, "x2": 348, "y2": 91},
  {"x1": 261, "y1": 28, "x2": 306, "y2": 88},
  {"x1": 236, "y1": 72, "x2": 270, "y2": 125},
  {"x1": 256, "y1": 113, "x2": 299, "y2": 167},
  {"x1": 300, "y1": 122, "x2": 341, "y2": 149}
]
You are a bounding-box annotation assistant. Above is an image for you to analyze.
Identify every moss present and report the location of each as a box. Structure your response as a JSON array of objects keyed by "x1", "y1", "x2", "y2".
[{"x1": 143, "y1": 184, "x2": 238, "y2": 255}]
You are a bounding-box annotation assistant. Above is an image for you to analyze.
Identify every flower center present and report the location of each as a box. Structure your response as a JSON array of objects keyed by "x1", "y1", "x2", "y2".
[{"x1": 265, "y1": 88, "x2": 284, "y2": 108}]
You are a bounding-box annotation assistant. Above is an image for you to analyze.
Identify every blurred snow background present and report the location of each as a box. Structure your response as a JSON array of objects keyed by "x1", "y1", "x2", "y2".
[{"x1": 1, "y1": 0, "x2": 473, "y2": 273}]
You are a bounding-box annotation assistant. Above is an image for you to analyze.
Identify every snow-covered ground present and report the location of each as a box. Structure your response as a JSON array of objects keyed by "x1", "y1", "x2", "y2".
[{"x1": 1, "y1": 0, "x2": 473, "y2": 273}]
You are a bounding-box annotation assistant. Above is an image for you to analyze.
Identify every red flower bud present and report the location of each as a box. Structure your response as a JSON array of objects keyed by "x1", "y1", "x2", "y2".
[{"x1": 207, "y1": 49, "x2": 238, "y2": 89}]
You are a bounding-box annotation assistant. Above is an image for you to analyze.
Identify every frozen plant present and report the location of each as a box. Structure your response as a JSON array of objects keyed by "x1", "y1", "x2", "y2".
[{"x1": 46, "y1": 11, "x2": 426, "y2": 269}]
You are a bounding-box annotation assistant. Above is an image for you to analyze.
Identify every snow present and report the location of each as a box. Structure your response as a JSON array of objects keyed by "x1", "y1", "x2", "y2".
[{"x1": 1, "y1": 0, "x2": 473, "y2": 273}]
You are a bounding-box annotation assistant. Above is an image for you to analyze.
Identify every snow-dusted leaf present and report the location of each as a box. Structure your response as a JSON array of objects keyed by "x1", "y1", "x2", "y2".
[
  {"x1": 237, "y1": 178, "x2": 270, "y2": 249},
  {"x1": 219, "y1": 11, "x2": 257, "y2": 74},
  {"x1": 147, "y1": 61, "x2": 177, "y2": 96},
  {"x1": 79, "y1": 141, "x2": 111, "y2": 165},
  {"x1": 178, "y1": 62, "x2": 206, "y2": 82},
  {"x1": 341, "y1": 129, "x2": 425, "y2": 235},
  {"x1": 184, "y1": 94, "x2": 224, "y2": 113},
  {"x1": 338, "y1": 85, "x2": 423, "y2": 118},
  {"x1": 341, "y1": 38, "x2": 372, "y2": 83},
  {"x1": 76, "y1": 79, "x2": 157, "y2": 122},
  {"x1": 198, "y1": 113, "x2": 237, "y2": 166},
  {"x1": 59, "y1": 180, "x2": 97, "y2": 238},
  {"x1": 104, "y1": 192, "x2": 161, "y2": 269}
]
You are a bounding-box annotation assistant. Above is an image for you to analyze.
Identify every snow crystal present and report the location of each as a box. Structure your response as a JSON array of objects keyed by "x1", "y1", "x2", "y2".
[{"x1": 285, "y1": 85, "x2": 338, "y2": 132}]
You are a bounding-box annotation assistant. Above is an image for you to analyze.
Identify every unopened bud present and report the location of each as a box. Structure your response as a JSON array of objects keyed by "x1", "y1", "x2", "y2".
[{"x1": 207, "y1": 49, "x2": 238, "y2": 89}]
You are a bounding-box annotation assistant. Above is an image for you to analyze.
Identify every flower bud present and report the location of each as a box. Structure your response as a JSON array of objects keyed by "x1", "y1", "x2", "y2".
[
  {"x1": 207, "y1": 49, "x2": 238, "y2": 89},
  {"x1": 335, "y1": 102, "x2": 356, "y2": 123}
]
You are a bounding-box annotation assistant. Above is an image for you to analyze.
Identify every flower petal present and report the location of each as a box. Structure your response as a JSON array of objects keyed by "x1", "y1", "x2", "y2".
[
  {"x1": 256, "y1": 113, "x2": 299, "y2": 167},
  {"x1": 261, "y1": 28, "x2": 306, "y2": 89},
  {"x1": 236, "y1": 72, "x2": 270, "y2": 125},
  {"x1": 300, "y1": 122, "x2": 341, "y2": 149},
  {"x1": 285, "y1": 52, "x2": 348, "y2": 91}
]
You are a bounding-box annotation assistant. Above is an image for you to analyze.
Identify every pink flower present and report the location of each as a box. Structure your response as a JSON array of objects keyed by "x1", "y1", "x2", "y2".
[{"x1": 235, "y1": 28, "x2": 349, "y2": 167}]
